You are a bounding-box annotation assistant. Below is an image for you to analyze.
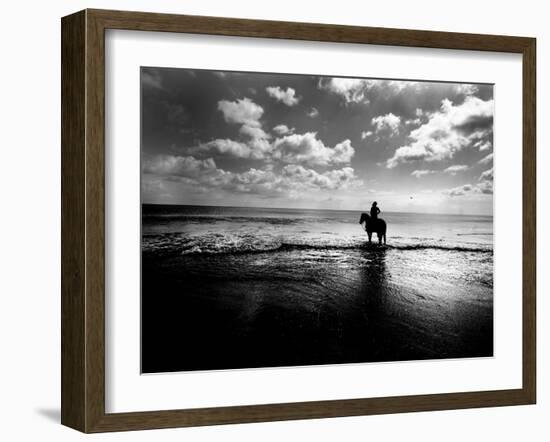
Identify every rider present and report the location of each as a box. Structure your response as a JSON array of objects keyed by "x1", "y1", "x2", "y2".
[{"x1": 370, "y1": 201, "x2": 380, "y2": 220}]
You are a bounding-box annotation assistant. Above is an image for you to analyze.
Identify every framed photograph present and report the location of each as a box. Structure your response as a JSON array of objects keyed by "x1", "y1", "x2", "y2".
[{"x1": 61, "y1": 9, "x2": 536, "y2": 433}]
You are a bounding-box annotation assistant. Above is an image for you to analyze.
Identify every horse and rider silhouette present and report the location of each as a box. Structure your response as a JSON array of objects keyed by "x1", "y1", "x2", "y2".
[{"x1": 359, "y1": 202, "x2": 387, "y2": 245}]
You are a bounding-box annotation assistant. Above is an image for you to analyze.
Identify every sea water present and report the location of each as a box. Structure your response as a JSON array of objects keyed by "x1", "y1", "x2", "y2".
[{"x1": 141, "y1": 204, "x2": 493, "y2": 372}]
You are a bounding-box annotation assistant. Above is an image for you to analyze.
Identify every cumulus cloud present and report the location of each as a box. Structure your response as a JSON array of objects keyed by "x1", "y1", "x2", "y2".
[
  {"x1": 443, "y1": 167, "x2": 494, "y2": 197},
  {"x1": 281, "y1": 165, "x2": 360, "y2": 190},
  {"x1": 473, "y1": 139, "x2": 492, "y2": 151},
  {"x1": 143, "y1": 154, "x2": 360, "y2": 196},
  {"x1": 192, "y1": 126, "x2": 354, "y2": 165},
  {"x1": 382, "y1": 80, "x2": 425, "y2": 94},
  {"x1": 479, "y1": 167, "x2": 493, "y2": 182},
  {"x1": 361, "y1": 130, "x2": 373, "y2": 140},
  {"x1": 239, "y1": 124, "x2": 270, "y2": 140},
  {"x1": 193, "y1": 99, "x2": 356, "y2": 166},
  {"x1": 476, "y1": 168, "x2": 494, "y2": 195},
  {"x1": 272, "y1": 132, "x2": 355, "y2": 166},
  {"x1": 318, "y1": 78, "x2": 375, "y2": 104},
  {"x1": 215, "y1": 97, "x2": 271, "y2": 156},
  {"x1": 445, "y1": 184, "x2": 474, "y2": 197},
  {"x1": 443, "y1": 164, "x2": 468, "y2": 175},
  {"x1": 371, "y1": 113, "x2": 401, "y2": 135},
  {"x1": 272, "y1": 124, "x2": 295, "y2": 136},
  {"x1": 455, "y1": 84, "x2": 479, "y2": 96},
  {"x1": 386, "y1": 96, "x2": 494, "y2": 168},
  {"x1": 318, "y1": 78, "x2": 426, "y2": 104},
  {"x1": 307, "y1": 107, "x2": 319, "y2": 118},
  {"x1": 411, "y1": 169, "x2": 436, "y2": 178},
  {"x1": 266, "y1": 86, "x2": 300, "y2": 106},
  {"x1": 143, "y1": 155, "x2": 217, "y2": 177},
  {"x1": 217, "y1": 98, "x2": 264, "y2": 127},
  {"x1": 405, "y1": 108, "x2": 425, "y2": 125},
  {"x1": 192, "y1": 139, "x2": 254, "y2": 159},
  {"x1": 191, "y1": 136, "x2": 274, "y2": 160},
  {"x1": 478, "y1": 153, "x2": 494, "y2": 165}
]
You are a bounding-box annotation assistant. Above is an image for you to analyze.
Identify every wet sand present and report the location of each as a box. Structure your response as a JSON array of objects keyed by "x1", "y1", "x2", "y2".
[{"x1": 141, "y1": 246, "x2": 493, "y2": 373}]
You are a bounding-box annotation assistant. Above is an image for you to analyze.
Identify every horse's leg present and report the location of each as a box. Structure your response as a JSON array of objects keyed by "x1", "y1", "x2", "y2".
[
  {"x1": 368, "y1": 232, "x2": 372, "y2": 243},
  {"x1": 378, "y1": 233, "x2": 382, "y2": 245},
  {"x1": 384, "y1": 233, "x2": 386, "y2": 245}
]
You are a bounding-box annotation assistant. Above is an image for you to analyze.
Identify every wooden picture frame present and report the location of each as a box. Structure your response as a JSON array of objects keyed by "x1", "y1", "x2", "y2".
[{"x1": 61, "y1": 8, "x2": 536, "y2": 433}]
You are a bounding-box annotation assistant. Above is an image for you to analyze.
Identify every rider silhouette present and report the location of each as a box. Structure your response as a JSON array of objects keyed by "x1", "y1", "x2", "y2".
[{"x1": 370, "y1": 201, "x2": 380, "y2": 220}]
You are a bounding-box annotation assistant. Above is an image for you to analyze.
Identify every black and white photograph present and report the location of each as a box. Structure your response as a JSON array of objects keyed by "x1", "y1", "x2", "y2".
[{"x1": 140, "y1": 67, "x2": 494, "y2": 373}]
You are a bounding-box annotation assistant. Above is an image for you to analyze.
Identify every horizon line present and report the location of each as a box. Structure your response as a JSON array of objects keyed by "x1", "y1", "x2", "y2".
[{"x1": 141, "y1": 201, "x2": 493, "y2": 217}]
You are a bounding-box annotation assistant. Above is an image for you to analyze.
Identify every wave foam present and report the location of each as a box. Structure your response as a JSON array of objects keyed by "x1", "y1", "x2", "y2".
[{"x1": 142, "y1": 232, "x2": 493, "y2": 257}]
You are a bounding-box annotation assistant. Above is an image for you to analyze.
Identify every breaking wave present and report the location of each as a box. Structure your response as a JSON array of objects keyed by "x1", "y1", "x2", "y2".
[{"x1": 142, "y1": 232, "x2": 493, "y2": 257}]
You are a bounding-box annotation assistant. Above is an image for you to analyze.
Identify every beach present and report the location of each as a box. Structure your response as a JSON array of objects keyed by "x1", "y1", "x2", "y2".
[{"x1": 141, "y1": 204, "x2": 493, "y2": 373}]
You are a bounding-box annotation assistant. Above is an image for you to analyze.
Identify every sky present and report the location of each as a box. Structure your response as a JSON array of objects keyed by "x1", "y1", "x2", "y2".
[{"x1": 141, "y1": 67, "x2": 494, "y2": 215}]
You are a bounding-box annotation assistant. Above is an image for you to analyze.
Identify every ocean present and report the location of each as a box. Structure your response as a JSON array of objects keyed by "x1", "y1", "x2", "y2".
[{"x1": 141, "y1": 204, "x2": 493, "y2": 373}]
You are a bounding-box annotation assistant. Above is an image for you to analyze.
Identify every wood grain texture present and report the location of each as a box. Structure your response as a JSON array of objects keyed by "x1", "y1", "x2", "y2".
[
  {"x1": 84, "y1": 9, "x2": 107, "y2": 433},
  {"x1": 61, "y1": 8, "x2": 537, "y2": 433},
  {"x1": 61, "y1": 10, "x2": 86, "y2": 432},
  {"x1": 522, "y1": 38, "x2": 536, "y2": 403},
  {"x1": 89, "y1": 8, "x2": 532, "y2": 53}
]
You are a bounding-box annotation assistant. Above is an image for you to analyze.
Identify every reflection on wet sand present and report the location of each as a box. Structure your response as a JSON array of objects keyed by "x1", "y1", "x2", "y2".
[{"x1": 142, "y1": 243, "x2": 492, "y2": 373}]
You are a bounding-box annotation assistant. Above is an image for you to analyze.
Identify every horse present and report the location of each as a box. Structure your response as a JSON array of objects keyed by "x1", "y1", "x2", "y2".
[{"x1": 359, "y1": 213, "x2": 387, "y2": 245}]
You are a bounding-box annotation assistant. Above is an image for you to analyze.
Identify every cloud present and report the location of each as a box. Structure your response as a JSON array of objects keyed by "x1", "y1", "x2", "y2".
[
  {"x1": 386, "y1": 96, "x2": 494, "y2": 168},
  {"x1": 405, "y1": 108, "x2": 425, "y2": 125},
  {"x1": 239, "y1": 125, "x2": 270, "y2": 140},
  {"x1": 443, "y1": 167, "x2": 494, "y2": 197},
  {"x1": 478, "y1": 153, "x2": 494, "y2": 165},
  {"x1": 445, "y1": 184, "x2": 474, "y2": 197},
  {"x1": 143, "y1": 154, "x2": 360, "y2": 197},
  {"x1": 411, "y1": 169, "x2": 436, "y2": 178},
  {"x1": 382, "y1": 80, "x2": 425, "y2": 94},
  {"x1": 266, "y1": 86, "x2": 300, "y2": 106},
  {"x1": 361, "y1": 130, "x2": 373, "y2": 139},
  {"x1": 318, "y1": 78, "x2": 427, "y2": 104},
  {"x1": 371, "y1": 113, "x2": 401, "y2": 135},
  {"x1": 190, "y1": 106, "x2": 355, "y2": 165},
  {"x1": 443, "y1": 164, "x2": 468, "y2": 175},
  {"x1": 189, "y1": 129, "x2": 354, "y2": 165},
  {"x1": 191, "y1": 136, "x2": 273, "y2": 160},
  {"x1": 217, "y1": 98, "x2": 264, "y2": 127},
  {"x1": 143, "y1": 155, "x2": 217, "y2": 177},
  {"x1": 454, "y1": 84, "x2": 479, "y2": 96},
  {"x1": 272, "y1": 132, "x2": 355, "y2": 166},
  {"x1": 476, "y1": 181, "x2": 493, "y2": 194},
  {"x1": 219, "y1": 98, "x2": 271, "y2": 147},
  {"x1": 307, "y1": 107, "x2": 319, "y2": 118},
  {"x1": 193, "y1": 139, "x2": 254, "y2": 159},
  {"x1": 473, "y1": 139, "x2": 492, "y2": 151},
  {"x1": 272, "y1": 124, "x2": 295, "y2": 136},
  {"x1": 281, "y1": 165, "x2": 360, "y2": 190},
  {"x1": 479, "y1": 167, "x2": 493, "y2": 182},
  {"x1": 318, "y1": 78, "x2": 375, "y2": 103},
  {"x1": 220, "y1": 165, "x2": 360, "y2": 195}
]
